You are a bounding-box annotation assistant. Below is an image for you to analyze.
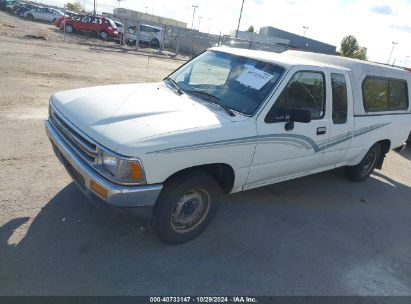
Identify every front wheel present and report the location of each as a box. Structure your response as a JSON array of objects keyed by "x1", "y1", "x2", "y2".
[
  {"x1": 65, "y1": 24, "x2": 73, "y2": 33},
  {"x1": 99, "y1": 30, "x2": 108, "y2": 40},
  {"x1": 346, "y1": 143, "x2": 382, "y2": 182},
  {"x1": 152, "y1": 170, "x2": 221, "y2": 244}
]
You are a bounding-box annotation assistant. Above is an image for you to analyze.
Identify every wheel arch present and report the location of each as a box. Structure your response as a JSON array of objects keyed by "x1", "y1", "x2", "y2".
[
  {"x1": 163, "y1": 163, "x2": 235, "y2": 194},
  {"x1": 376, "y1": 139, "x2": 391, "y2": 169}
]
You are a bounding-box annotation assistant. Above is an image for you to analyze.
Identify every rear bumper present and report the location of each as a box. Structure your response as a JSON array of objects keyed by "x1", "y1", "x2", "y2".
[{"x1": 45, "y1": 119, "x2": 163, "y2": 215}]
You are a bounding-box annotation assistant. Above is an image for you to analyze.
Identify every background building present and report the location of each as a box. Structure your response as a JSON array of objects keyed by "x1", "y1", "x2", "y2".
[
  {"x1": 259, "y1": 26, "x2": 337, "y2": 54},
  {"x1": 109, "y1": 8, "x2": 187, "y2": 28}
]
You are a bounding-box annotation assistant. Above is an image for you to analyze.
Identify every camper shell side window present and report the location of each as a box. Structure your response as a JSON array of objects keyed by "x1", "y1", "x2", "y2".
[{"x1": 362, "y1": 76, "x2": 409, "y2": 112}]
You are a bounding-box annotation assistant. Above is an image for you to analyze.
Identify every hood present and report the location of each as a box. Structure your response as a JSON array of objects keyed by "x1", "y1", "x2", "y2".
[{"x1": 51, "y1": 83, "x2": 239, "y2": 153}]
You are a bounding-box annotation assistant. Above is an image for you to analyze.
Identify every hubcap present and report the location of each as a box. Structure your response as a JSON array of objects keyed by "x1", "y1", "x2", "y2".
[
  {"x1": 361, "y1": 149, "x2": 377, "y2": 175},
  {"x1": 171, "y1": 189, "x2": 211, "y2": 233},
  {"x1": 100, "y1": 32, "x2": 107, "y2": 39}
]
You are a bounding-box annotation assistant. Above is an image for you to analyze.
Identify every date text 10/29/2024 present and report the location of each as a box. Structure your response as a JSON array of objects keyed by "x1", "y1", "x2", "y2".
[{"x1": 150, "y1": 297, "x2": 258, "y2": 303}]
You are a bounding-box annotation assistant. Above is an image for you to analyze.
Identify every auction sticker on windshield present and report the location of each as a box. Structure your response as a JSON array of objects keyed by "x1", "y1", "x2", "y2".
[{"x1": 235, "y1": 67, "x2": 274, "y2": 90}]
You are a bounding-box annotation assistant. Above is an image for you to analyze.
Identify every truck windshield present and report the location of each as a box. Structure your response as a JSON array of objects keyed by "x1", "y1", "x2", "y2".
[{"x1": 167, "y1": 50, "x2": 285, "y2": 115}]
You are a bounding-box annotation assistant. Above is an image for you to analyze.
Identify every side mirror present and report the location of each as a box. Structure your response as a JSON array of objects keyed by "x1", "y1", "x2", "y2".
[{"x1": 285, "y1": 109, "x2": 311, "y2": 131}]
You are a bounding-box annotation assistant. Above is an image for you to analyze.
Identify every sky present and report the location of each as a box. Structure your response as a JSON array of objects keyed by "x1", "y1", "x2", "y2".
[{"x1": 43, "y1": 0, "x2": 411, "y2": 65}]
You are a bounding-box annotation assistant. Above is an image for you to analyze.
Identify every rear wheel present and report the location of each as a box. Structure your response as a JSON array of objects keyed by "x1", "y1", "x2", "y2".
[
  {"x1": 152, "y1": 170, "x2": 221, "y2": 244},
  {"x1": 150, "y1": 38, "x2": 160, "y2": 48},
  {"x1": 346, "y1": 143, "x2": 382, "y2": 182},
  {"x1": 27, "y1": 14, "x2": 34, "y2": 20}
]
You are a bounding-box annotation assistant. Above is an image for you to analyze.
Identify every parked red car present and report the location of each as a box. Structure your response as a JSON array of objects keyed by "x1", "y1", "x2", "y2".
[
  {"x1": 405, "y1": 68, "x2": 411, "y2": 73},
  {"x1": 61, "y1": 15, "x2": 118, "y2": 39},
  {"x1": 55, "y1": 14, "x2": 85, "y2": 28}
]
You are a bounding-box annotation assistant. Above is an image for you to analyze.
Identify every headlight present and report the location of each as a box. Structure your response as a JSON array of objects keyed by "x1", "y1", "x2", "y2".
[{"x1": 96, "y1": 149, "x2": 146, "y2": 184}]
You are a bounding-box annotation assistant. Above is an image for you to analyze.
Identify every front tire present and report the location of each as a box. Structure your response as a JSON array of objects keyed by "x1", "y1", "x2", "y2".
[
  {"x1": 346, "y1": 143, "x2": 382, "y2": 182},
  {"x1": 152, "y1": 170, "x2": 221, "y2": 244},
  {"x1": 99, "y1": 30, "x2": 108, "y2": 40},
  {"x1": 65, "y1": 24, "x2": 73, "y2": 33}
]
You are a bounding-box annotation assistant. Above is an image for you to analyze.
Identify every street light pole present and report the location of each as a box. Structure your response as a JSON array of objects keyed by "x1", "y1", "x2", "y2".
[
  {"x1": 387, "y1": 42, "x2": 398, "y2": 64},
  {"x1": 235, "y1": 0, "x2": 244, "y2": 38},
  {"x1": 207, "y1": 18, "x2": 212, "y2": 35},
  {"x1": 303, "y1": 26, "x2": 309, "y2": 37},
  {"x1": 93, "y1": 0, "x2": 96, "y2": 14},
  {"x1": 197, "y1": 16, "x2": 203, "y2": 31},
  {"x1": 191, "y1": 5, "x2": 198, "y2": 29}
]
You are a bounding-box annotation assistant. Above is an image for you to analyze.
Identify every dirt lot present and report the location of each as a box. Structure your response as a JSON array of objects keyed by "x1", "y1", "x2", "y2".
[{"x1": 1, "y1": 11, "x2": 411, "y2": 296}]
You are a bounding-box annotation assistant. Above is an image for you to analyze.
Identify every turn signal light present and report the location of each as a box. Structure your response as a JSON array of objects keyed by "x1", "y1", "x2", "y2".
[
  {"x1": 130, "y1": 162, "x2": 143, "y2": 180},
  {"x1": 90, "y1": 180, "x2": 108, "y2": 198}
]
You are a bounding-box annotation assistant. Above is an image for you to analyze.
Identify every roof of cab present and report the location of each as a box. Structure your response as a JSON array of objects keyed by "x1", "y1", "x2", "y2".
[
  {"x1": 209, "y1": 46, "x2": 349, "y2": 70},
  {"x1": 210, "y1": 47, "x2": 411, "y2": 79}
]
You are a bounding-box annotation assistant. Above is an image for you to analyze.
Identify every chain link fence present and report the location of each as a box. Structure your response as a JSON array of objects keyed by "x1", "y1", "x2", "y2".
[{"x1": 1, "y1": 1, "x2": 291, "y2": 60}]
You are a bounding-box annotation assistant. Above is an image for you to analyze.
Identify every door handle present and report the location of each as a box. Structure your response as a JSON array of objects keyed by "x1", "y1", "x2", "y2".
[{"x1": 317, "y1": 127, "x2": 327, "y2": 135}]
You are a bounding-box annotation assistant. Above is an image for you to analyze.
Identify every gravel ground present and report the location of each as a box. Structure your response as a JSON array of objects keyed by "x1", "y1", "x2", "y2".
[{"x1": 1, "y1": 10, "x2": 411, "y2": 296}]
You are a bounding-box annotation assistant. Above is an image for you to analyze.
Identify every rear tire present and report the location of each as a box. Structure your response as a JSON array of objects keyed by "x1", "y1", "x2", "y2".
[
  {"x1": 152, "y1": 170, "x2": 221, "y2": 244},
  {"x1": 27, "y1": 14, "x2": 34, "y2": 20},
  {"x1": 346, "y1": 143, "x2": 382, "y2": 182},
  {"x1": 150, "y1": 38, "x2": 160, "y2": 48}
]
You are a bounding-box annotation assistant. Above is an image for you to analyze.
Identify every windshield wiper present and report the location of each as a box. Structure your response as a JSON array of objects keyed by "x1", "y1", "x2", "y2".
[
  {"x1": 164, "y1": 77, "x2": 183, "y2": 95},
  {"x1": 186, "y1": 90, "x2": 236, "y2": 117}
]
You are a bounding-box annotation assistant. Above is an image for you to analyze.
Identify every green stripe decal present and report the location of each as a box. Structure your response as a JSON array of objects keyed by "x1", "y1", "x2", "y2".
[{"x1": 146, "y1": 122, "x2": 391, "y2": 154}]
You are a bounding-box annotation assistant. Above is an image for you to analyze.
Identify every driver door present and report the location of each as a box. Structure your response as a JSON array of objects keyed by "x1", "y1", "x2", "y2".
[{"x1": 245, "y1": 68, "x2": 331, "y2": 190}]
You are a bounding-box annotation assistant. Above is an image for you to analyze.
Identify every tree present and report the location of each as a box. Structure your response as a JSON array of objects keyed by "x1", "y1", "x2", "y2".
[
  {"x1": 65, "y1": 1, "x2": 83, "y2": 12},
  {"x1": 339, "y1": 35, "x2": 367, "y2": 60},
  {"x1": 246, "y1": 25, "x2": 255, "y2": 33}
]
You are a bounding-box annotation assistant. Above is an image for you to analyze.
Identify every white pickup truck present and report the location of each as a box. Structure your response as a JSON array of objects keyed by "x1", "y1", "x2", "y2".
[{"x1": 46, "y1": 47, "x2": 411, "y2": 244}]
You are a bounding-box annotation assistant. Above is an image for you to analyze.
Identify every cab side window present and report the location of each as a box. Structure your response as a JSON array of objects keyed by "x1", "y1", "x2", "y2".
[
  {"x1": 265, "y1": 71, "x2": 325, "y2": 123},
  {"x1": 331, "y1": 73, "x2": 348, "y2": 124}
]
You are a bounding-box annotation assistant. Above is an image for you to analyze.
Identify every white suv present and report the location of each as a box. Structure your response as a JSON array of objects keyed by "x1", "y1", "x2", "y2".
[{"x1": 126, "y1": 24, "x2": 163, "y2": 48}]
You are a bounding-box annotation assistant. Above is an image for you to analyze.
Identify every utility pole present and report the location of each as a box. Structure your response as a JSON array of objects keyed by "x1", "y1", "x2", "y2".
[
  {"x1": 303, "y1": 26, "x2": 309, "y2": 37},
  {"x1": 235, "y1": 0, "x2": 244, "y2": 38},
  {"x1": 93, "y1": 0, "x2": 96, "y2": 15},
  {"x1": 117, "y1": 0, "x2": 122, "y2": 9},
  {"x1": 197, "y1": 16, "x2": 203, "y2": 31},
  {"x1": 207, "y1": 18, "x2": 212, "y2": 35},
  {"x1": 191, "y1": 5, "x2": 198, "y2": 29},
  {"x1": 387, "y1": 41, "x2": 398, "y2": 64}
]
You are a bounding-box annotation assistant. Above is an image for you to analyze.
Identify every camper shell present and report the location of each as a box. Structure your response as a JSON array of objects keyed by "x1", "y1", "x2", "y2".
[{"x1": 282, "y1": 50, "x2": 411, "y2": 116}]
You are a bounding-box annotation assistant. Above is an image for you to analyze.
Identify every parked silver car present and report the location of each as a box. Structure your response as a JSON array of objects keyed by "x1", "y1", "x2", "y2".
[{"x1": 24, "y1": 6, "x2": 65, "y2": 23}]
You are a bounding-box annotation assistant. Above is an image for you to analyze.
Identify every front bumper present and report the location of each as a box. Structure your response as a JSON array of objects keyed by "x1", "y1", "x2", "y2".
[{"x1": 45, "y1": 119, "x2": 163, "y2": 213}]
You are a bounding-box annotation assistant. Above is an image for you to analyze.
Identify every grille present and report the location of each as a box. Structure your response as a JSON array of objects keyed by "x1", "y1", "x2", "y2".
[
  {"x1": 50, "y1": 106, "x2": 98, "y2": 165},
  {"x1": 53, "y1": 143, "x2": 86, "y2": 190}
]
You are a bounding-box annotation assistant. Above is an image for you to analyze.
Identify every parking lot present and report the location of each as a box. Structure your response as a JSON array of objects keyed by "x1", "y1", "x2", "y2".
[{"x1": 1, "y1": 10, "x2": 411, "y2": 296}]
